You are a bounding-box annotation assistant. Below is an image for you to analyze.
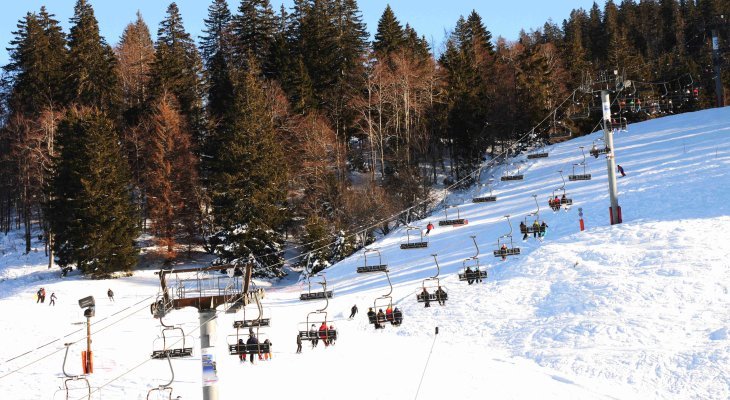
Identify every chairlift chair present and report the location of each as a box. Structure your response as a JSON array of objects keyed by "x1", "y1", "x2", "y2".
[
  {"x1": 568, "y1": 147, "x2": 592, "y2": 181},
  {"x1": 520, "y1": 195, "x2": 546, "y2": 236},
  {"x1": 548, "y1": 171, "x2": 573, "y2": 211},
  {"x1": 151, "y1": 317, "x2": 193, "y2": 359},
  {"x1": 299, "y1": 273, "x2": 334, "y2": 301},
  {"x1": 589, "y1": 140, "x2": 611, "y2": 158},
  {"x1": 458, "y1": 236, "x2": 487, "y2": 282},
  {"x1": 493, "y1": 215, "x2": 521, "y2": 258},
  {"x1": 53, "y1": 343, "x2": 100, "y2": 400},
  {"x1": 357, "y1": 248, "x2": 389, "y2": 273},
  {"x1": 473, "y1": 178, "x2": 497, "y2": 203},
  {"x1": 416, "y1": 254, "x2": 449, "y2": 305},
  {"x1": 146, "y1": 353, "x2": 176, "y2": 400},
  {"x1": 501, "y1": 164, "x2": 524, "y2": 181},
  {"x1": 548, "y1": 113, "x2": 573, "y2": 141},
  {"x1": 438, "y1": 205, "x2": 468, "y2": 226},
  {"x1": 227, "y1": 326, "x2": 270, "y2": 356},
  {"x1": 297, "y1": 286, "x2": 337, "y2": 344},
  {"x1": 233, "y1": 294, "x2": 271, "y2": 328},
  {"x1": 400, "y1": 226, "x2": 428, "y2": 249},
  {"x1": 368, "y1": 270, "x2": 403, "y2": 327}
]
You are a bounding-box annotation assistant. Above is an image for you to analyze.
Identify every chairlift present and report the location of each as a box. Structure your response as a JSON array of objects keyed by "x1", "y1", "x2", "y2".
[
  {"x1": 297, "y1": 282, "x2": 337, "y2": 345},
  {"x1": 151, "y1": 317, "x2": 193, "y2": 359},
  {"x1": 299, "y1": 273, "x2": 334, "y2": 301},
  {"x1": 527, "y1": 145, "x2": 549, "y2": 159},
  {"x1": 548, "y1": 170, "x2": 573, "y2": 211},
  {"x1": 400, "y1": 226, "x2": 428, "y2": 249},
  {"x1": 357, "y1": 248, "x2": 389, "y2": 273},
  {"x1": 493, "y1": 215, "x2": 521, "y2": 258},
  {"x1": 568, "y1": 147, "x2": 592, "y2": 181},
  {"x1": 228, "y1": 290, "x2": 271, "y2": 357},
  {"x1": 458, "y1": 236, "x2": 487, "y2": 283},
  {"x1": 438, "y1": 204, "x2": 468, "y2": 227},
  {"x1": 146, "y1": 353, "x2": 176, "y2": 400},
  {"x1": 548, "y1": 112, "x2": 573, "y2": 141},
  {"x1": 501, "y1": 164, "x2": 524, "y2": 181},
  {"x1": 568, "y1": 92, "x2": 591, "y2": 121},
  {"x1": 473, "y1": 178, "x2": 497, "y2": 203},
  {"x1": 233, "y1": 293, "x2": 271, "y2": 328},
  {"x1": 53, "y1": 343, "x2": 100, "y2": 400},
  {"x1": 416, "y1": 254, "x2": 448, "y2": 305},
  {"x1": 589, "y1": 140, "x2": 611, "y2": 158},
  {"x1": 610, "y1": 116, "x2": 628, "y2": 132},
  {"x1": 367, "y1": 270, "x2": 403, "y2": 327},
  {"x1": 150, "y1": 294, "x2": 173, "y2": 319},
  {"x1": 519, "y1": 195, "x2": 546, "y2": 237}
]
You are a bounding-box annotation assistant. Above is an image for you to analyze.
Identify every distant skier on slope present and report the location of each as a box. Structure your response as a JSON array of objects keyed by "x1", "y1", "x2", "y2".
[
  {"x1": 617, "y1": 164, "x2": 626, "y2": 177},
  {"x1": 425, "y1": 222, "x2": 434, "y2": 236},
  {"x1": 348, "y1": 304, "x2": 358, "y2": 319},
  {"x1": 107, "y1": 288, "x2": 114, "y2": 301}
]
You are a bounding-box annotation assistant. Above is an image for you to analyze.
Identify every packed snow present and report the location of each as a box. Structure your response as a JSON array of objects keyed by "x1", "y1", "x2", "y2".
[{"x1": 1, "y1": 107, "x2": 729, "y2": 399}]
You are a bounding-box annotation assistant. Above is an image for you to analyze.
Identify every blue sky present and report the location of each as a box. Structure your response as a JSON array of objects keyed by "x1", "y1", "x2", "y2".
[{"x1": 1, "y1": 0, "x2": 599, "y2": 66}]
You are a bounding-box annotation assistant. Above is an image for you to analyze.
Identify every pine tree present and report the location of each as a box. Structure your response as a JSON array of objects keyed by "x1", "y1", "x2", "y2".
[
  {"x1": 145, "y1": 94, "x2": 201, "y2": 260},
  {"x1": 231, "y1": 0, "x2": 277, "y2": 74},
  {"x1": 64, "y1": 0, "x2": 120, "y2": 112},
  {"x1": 373, "y1": 5, "x2": 404, "y2": 55},
  {"x1": 209, "y1": 64, "x2": 288, "y2": 277},
  {"x1": 151, "y1": 2, "x2": 204, "y2": 150},
  {"x1": 48, "y1": 108, "x2": 138, "y2": 276},
  {"x1": 115, "y1": 12, "x2": 155, "y2": 124}
]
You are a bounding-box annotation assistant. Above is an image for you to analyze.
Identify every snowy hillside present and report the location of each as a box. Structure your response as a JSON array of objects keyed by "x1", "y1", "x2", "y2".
[{"x1": 1, "y1": 107, "x2": 730, "y2": 400}]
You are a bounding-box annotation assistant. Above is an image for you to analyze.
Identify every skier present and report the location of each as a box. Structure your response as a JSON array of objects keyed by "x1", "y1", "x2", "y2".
[
  {"x1": 617, "y1": 164, "x2": 626, "y2": 177},
  {"x1": 553, "y1": 196, "x2": 561, "y2": 211},
  {"x1": 561, "y1": 194, "x2": 567, "y2": 206},
  {"x1": 296, "y1": 334, "x2": 303, "y2": 354},
  {"x1": 263, "y1": 339, "x2": 272, "y2": 360},
  {"x1": 40, "y1": 288, "x2": 46, "y2": 303},
  {"x1": 246, "y1": 333, "x2": 260, "y2": 363},
  {"x1": 237, "y1": 338, "x2": 246, "y2": 362},
  {"x1": 107, "y1": 289, "x2": 114, "y2": 302},
  {"x1": 532, "y1": 220, "x2": 540, "y2": 238},
  {"x1": 348, "y1": 304, "x2": 358, "y2": 319},
  {"x1": 425, "y1": 222, "x2": 434, "y2": 236},
  {"x1": 465, "y1": 266, "x2": 474, "y2": 285},
  {"x1": 49, "y1": 292, "x2": 57, "y2": 306},
  {"x1": 385, "y1": 306, "x2": 394, "y2": 323},
  {"x1": 540, "y1": 221, "x2": 548, "y2": 238},
  {"x1": 500, "y1": 244, "x2": 507, "y2": 261},
  {"x1": 36, "y1": 288, "x2": 42, "y2": 304},
  {"x1": 435, "y1": 286, "x2": 447, "y2": 306},
  {"x1": 421, "y1": 287, "x2": 431, "y2": 308}
]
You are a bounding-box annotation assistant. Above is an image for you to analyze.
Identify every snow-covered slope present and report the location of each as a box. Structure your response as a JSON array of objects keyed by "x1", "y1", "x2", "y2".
[{"x1": 1, "y1": 107, "x2": 729, "y2": 400}]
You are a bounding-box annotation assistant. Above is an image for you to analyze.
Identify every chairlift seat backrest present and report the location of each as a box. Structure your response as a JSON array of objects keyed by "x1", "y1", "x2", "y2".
[
  {"x1": 400, "y1": 242, "x2": 428, "y2": 249},
  {"x1": 297, "y1": 329, "x2": 337, "y2": 341},
  {"x1": 356, "y1": 265, "x2": 389, "y2": 273},
  {"x1": 568, "y1": 174, "x2": 592, "y2": 181},
  {"x1": 438, "y1": 218, "x2": 468, "y2": 226},
  {"x1": 473, "y1": 195, "x2": 497, "y2": 203},
  {"x1": 233, "y1": 318, "x2": 271, "y2": 328},
  {"x1": 458, "y1": 270, "x2": 487, "y2": 281},
  {"x1": 228, "y1": 342, "x2": 271, "y2": 355},
  {"x1": 493, "y1": 248, "x2": 521, "y2": 257},
  {"x1": 501, "y1": 174, "x2": 524, "y2": 181},
  {"x1": 527, "y1": 152, "x2": 549, "y2": 159},
  {"x1": 151, "y1": 347, "x2": 193, "y2": 359},
  {"x1": 299, "y1": 290, "x2": 334, "y2": 301}
]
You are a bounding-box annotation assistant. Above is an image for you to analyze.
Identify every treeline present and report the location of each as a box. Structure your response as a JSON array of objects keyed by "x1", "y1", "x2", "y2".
[{"x1": 0, "y1": 0, "x2": 727, "y2": 277}]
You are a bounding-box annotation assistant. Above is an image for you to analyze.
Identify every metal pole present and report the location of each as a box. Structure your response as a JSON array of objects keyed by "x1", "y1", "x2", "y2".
[
  {"x1": 86, "y1": 315, "x2": 92, "y2": 374},
  {"x1": 711, "y1": 27, "x2": 725, "y2": 108},
  {"x1": 200, "y1": 310, "x2": 218, "y2": 400},
  {"x1": 601, "y1": 91, "x2": 621, "y2": 224}
]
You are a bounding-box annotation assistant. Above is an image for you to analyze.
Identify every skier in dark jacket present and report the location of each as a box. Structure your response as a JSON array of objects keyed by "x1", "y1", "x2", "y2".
[
  {"x1": 296, "y1": 334, "x2": 302, "y2": 354},
  {"x1": 435, "y1": 286, "x2": 447, "y2": 306},
  {"x1": 367, "y1": 307, "x2": 376, "y2": 324},
  {"x1": 107, "y1": 289, "x2": 114, "y2": 302},
  {"x1": 520, "y1": 221, "x2": 528, "y2": 240},
  {"x1": 237, "y1": 339, "x2": 246, "y2": 362},
  {"x1": 540, "y1": 221, "x2": 548, "y2": 237},
  {"x1": 246, "y1": 334, "x2": 259, "y2": 363},
  {"x1": 376, "y1": 309, "x2": 386, "y2": 327},
  {"x1": 421, "y1": 288, "x2": 431, "y2": 308},
  {"x1": 348, "y1": 304, "x2": 358, "y2": 319},
  {"x1": 393, "y1": 307, "x2": 403, "y2": 326},
  {"x1": 49, "y1": 292, "x2": 57, "y2": 306},
  {"x1": 465, "y1": 266, "x2": 474, "y2": 284},
  {"x1": 617, "y1": 164, "x2": 626, "y2": 177}
]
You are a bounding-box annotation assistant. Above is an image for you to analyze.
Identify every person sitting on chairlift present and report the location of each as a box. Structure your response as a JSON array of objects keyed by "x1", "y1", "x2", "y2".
[
  {"x1": 421, "y1": 288, "x2": 431, "y2": 308},
  {"x1": 296, "y1": 334, "x2": 302, "y2": 354},
  {"x1": 540, "y1": 221, "x2": 548, "y2": 237},
  {"x1": 367, "y1": 307, "x2": 376, "y2": 324},
  {"x1": 310, "y1": 324, "x2": 318, "y2": 348},
  {"x1": 561, "y1": 194, "x2": 567, "y2": 206},
  {"x1": 246, "y1": 333, "x2": 260, "y2": 363},
  {"x1": 465, "y1": 266, "x2": 474, "y2": 284},
  {"x1": 435, "y1": 286, "x2": 447, "y2": 306},
  {"x1": 393, "y1": 307, "x2": 403, "y2": 325},
  {"x1": 328, "y1": 324, "x2": 336, "y2": 345},
  {"x1": 532, "y1": 220, "x2": 540, "y2": 238},
  {"x1": 553, "y1": 196, "x2": 561, "y2": 211},
  {"x1": 376, "y1": 309, "x2": 386, "y2": 327},
  {"x1": 238, "y1": 338, "x2": 246, "y2": 362},
  {"x1": 319, "y1": 322, "x2": 330, "y2": 346},
  {"x1": 263, "y1": 339, "x2": 272, "y2": 360},
  {"x1": 500, "y1": 244, "x2": 507, "y2": 261},
  {"x1": 520, "y1": 221, "x2": 528, "y2": 240},
  {"x1": 386, "y1": 306, "x2": 394, "y2": 322}
]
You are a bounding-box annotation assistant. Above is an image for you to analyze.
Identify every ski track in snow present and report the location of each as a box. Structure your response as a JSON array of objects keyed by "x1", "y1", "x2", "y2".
[{"x1": 1, "y1": 108, "x2": 730, "y2": 399}]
